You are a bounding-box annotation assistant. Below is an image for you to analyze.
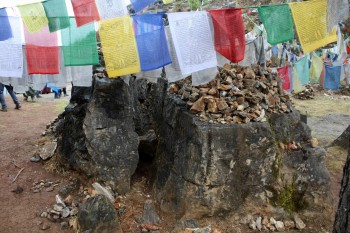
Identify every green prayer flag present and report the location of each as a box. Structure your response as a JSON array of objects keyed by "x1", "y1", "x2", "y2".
[
  {"x1": 43, "y1": 0, "x2": 70, "y2": 32},
  {"x1": 61, "y1": 18, "x2": 99, "y2": 66},
  {"x1": 258, "y1": 4, "x2": 294, "y2": 45}
]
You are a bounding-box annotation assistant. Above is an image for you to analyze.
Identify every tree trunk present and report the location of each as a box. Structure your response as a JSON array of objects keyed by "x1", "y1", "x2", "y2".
[{"x1": 333, "y1": 137, "x2": 350, "y2": 232}]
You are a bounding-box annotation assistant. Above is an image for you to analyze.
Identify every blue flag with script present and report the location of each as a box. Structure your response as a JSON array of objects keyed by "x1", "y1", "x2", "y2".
[
  {"x1": 0, "y1": 9, "x2": 12, "y2": 41},
  {"x1": 133, "y1": 14, "x2": 171, "y2": 72},
  {"x1": 324, "y1": 65, "x2": 341, "y2": 90}
]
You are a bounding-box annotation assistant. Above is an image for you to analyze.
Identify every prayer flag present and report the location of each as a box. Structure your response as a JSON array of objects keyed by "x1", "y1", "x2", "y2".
[
  {"x1": 294, "y1": 56, "x2": 309, "y2": 85},
  {"x1": 133, "y1": 14, "x2": 171, "y2": 72},
  {"x1": 0, "y1": 8, "x2": 13, "y2": 41},
  {"x1": 327, "y1": 0, "x2": 349, "y2": 32},
  {"x1": 26, "y1": 46, "x2": 59, "y2": 74},
  {"x1": 130, "y1": 0, "x2": 156, "y2": 13},
  {"x1": 277, "y1": 66, "x2": 291, "y2": 91},
  {"x1": 168, "y1": 12, "x2": 217, "y2": 75},
  {"x1": 17, "y1": 2, "x2": 48, "y2": 33},
  {"x1": 0, "y1": 15, "x2": 23, "y2": 78},
  {"x1": 24, "y1": 25, "x2": 59, "y2": 74},
  {"x1": 71, "y1": 0, "x2": 100, "y2": 27},
  {"x1": 289, "y1": 0, "x2": 337, "y2": 53},
  {"x1": 309, "y1": 52, "x2": 324, "y2": 83},
  {"x1": 258, "y1": 4, "x2": 294, "y2": 45},
  {"x1": 96, "y1": 0, "x2": 128, "y2": 20},
  {"x1": 238, "y1": 40, "x2": 257, "y2": 67},
  {"x1": 43, "y1": 0, "x2": 70, "y2": 32},
  {"x1": 99, "y1": 16, "x2": 140, "y2": 77},
  {"x1": 324, "y1": 64, "x2": 341, "y2": 90},
  {"x1": 292, "y1": 67, "x2": 305, "y2": 93},
  {"x1": 209, "y1": 9, "x2": 245, "y2": 63},
  {"x1": 164, "y1": 26, "x2": 186, "y2": 83},
  {"x1": 61, "y1": 18, "x2": 99, "y2": 66}
]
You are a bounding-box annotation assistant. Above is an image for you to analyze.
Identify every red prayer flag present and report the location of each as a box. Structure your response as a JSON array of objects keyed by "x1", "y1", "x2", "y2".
[
  {"x1": 26, "y1": 45, "x2": 59, "y2": 74},
  {"x1": 208, "y1": 8, "x2": 245, "y2": 63},
  {"x1": 71, "y1": 0, "x2": 100, "y2": 27},
  {"x1": 277, "y1": 66, "x2": 291, "y2": 91}
]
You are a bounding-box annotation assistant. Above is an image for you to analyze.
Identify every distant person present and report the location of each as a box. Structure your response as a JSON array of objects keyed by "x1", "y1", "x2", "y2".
[
  {"x1": 23, "y1": 87, "x2": 40, "y2": 101},
  {"x1": 0, "y1": 82, "x2": 21, "y2": 112},
  {"x1": 59, "y1": 87, "x2": 69, "y2": 97}
]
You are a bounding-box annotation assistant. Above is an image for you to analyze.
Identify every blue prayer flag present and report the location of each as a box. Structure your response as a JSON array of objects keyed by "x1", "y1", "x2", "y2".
[
  {"x1": 294, "y1": 56, "x2": 309, "y2": 85},
  {"x1": 130, "y1": 0, "x2": 156, "y2": 13},
  {"x1": 324, "y1": 65, "x2": 341, "y2": 90},
  {"x1": 0, "y1": 9, "x2": 13, "y2": 41},
  {"x1": 133, "y1": 14, "x2": 171, "y2": 72}
]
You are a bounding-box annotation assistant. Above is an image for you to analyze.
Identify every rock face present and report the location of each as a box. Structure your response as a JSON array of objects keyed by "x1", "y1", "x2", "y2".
[
  {"x1": 58, "y1": 76, "x2": 330, "y2": 219},
  {"x1": 153, "y1": 94, "x2": 328, "y2": 218},
  {"x1": 59, "y1": 78, "x2": 139, "y2": 194},
  {"x1": 332, "y1": 124, "x2": 350, "y2": 148},
  {"x1": 333, "y1": 138, "x2": 350, "y2": 233},
  {"x1": 77, "y1": 195, "x2": 122, "y2": 233}
]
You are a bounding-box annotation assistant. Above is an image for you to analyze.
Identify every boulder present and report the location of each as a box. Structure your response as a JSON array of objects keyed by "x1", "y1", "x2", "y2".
[
  {"x1": 77, "y1": 195, "x2": 122, "y2": 233},
  {"x1": 58, "y1": 76, "x2": 330, "y2": 219}
]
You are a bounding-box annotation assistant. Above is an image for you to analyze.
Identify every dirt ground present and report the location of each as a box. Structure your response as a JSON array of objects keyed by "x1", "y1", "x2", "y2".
[
  {"x1": 0, "y1": 93, "x2": 73, "y2": 233},
  {"x1": 0, "y1": 90, "x2": 349, "y2": 233}
]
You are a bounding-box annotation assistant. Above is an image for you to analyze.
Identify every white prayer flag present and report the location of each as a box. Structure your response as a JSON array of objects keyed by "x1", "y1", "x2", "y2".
[
  {"x1": 168, "y1": 12, "x2": 217, "y2": 76},
  {"x1": 96, "y1": 0, "x2": 128, "y2": 20},
  {"x1": 0, "y1": 13, "x2": 24, "y2": 78}
]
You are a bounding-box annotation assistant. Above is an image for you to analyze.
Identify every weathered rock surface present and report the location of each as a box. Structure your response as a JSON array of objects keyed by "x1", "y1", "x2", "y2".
[
  {"x1": 39, "y1": 142, "x2": 57, "y2": 160},
  {"x1": 333, "y1": 139, "x2": 350, "y2": 233},
  {"x1": 59, "y1": 78, "x2": 139, "y2": 194},
  {"x1": 77, "y1": 195, "x2": 122, "y2": 233},
  {"x1": 57, "y1": 75, "x2": 330, "y2": 219},
  {"x1": 331, "y1": 124, "x2": 350, "y2": 148}
]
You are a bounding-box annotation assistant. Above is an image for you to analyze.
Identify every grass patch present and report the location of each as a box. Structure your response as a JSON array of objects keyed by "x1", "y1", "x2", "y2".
[
  {"x1": 326, "y1": 146, "x2": 347, "y2": 173},
  {"x1": 292, "y1": 93, "x2": 350, "y2": 117},
  {"x1": 55, "y1": 99, "x2": 69, "y2": 114}
]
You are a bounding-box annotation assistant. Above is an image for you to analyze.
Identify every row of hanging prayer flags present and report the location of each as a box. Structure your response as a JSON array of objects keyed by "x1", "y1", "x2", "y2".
[
  {"x1": 0, "y1": 0, "x2": 348, "y2": 79},
  {"x1": 6, "y1": 0, "x2": 347, "y2": 47},
  {"x1": 277, "y1": 52, "x2": 343, "y2": 93}
]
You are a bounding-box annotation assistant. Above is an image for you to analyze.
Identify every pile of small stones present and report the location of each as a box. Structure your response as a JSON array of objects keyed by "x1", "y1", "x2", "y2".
[
  {"x1": 39, "y1": 194, "x2": 79, "y2": 230},
  {"x1": 169, "y1": 64, "x2": 293, "y2": 124},
  {"x1": 294, "y1": 85, "x2": 315, "y2": 100},
  {"x1": 242, "y1": 214, "x2": 306, "y2": 231},
  {"x1": 31, "y1": 179, "x2": 60, "y2": 193},
  {"x1": 42, "y1": 115, "x2": 64, "y2": 137}
]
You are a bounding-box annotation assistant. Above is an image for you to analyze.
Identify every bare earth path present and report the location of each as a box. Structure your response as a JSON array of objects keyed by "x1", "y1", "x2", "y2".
[{"x1": 0, "y1": 93, "x2": 73, "y2": 233}]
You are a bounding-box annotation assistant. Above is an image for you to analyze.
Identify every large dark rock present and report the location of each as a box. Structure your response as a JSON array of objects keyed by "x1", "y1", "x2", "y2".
[
  {"x1": 59, "y1": 78, "x2": 140, "y2": 194},
  {"x1": 58, "y1": 76, "x2": 330, "y2": 219},
  {"x1": 331, "y1": 125, "x2": 350, "y2": 149},
  {"x1": 152, "y1": 94, "x2": 328, "y2": 218},
  {"x1": 83, "y1": 78, "x2": 139, "y2": 194},
  {"x1": 77, "y1": 195, "x2": 122, "y2": 233},
  {"x1": 333, "y1": 138, "x2": 350, "y2": 233}
]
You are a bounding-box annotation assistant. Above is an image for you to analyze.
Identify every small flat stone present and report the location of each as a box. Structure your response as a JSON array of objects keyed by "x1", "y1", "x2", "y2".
[
  {"x1": 41, "y1": 224, "x2": 50, "y2": 230},
  {"x1": 45, "y1": 187, "x2": 54, "y2": 192},
  {"x1": 275, "y1": 221, "x2": 285, "y2": 231},
  {"x1": 294, "y1": 215, "x2": 306, "y2": 230},
  {"x1": 60, "y1": 221, "x2": 69, "y2": 230}
]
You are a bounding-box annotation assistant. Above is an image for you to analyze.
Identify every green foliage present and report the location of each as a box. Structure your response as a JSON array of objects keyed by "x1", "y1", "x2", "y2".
[
  {"x1": 275, "y1": 181, "x2": 308, "y2": 215},
  {"x1": 188, "y1": 0, "x2": 201, "y2": 10}
]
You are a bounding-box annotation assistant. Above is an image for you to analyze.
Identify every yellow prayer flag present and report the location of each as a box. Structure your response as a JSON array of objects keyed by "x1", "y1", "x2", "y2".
[
  {"x1": 99, "y1": 16, "x2": 140, "y2": 78},
  {"x1": 292, "y1": 67, "x2": 305, "y2": 93},
  {"x1": 17, "y1": 3, "x2": 48, "y2": 33},
  {"x1": 289, "y1": 0, "x2": 337, "y2": 53},
  {"x1": 309, "y1": 52, "x2": 324, "y2": 83}
]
